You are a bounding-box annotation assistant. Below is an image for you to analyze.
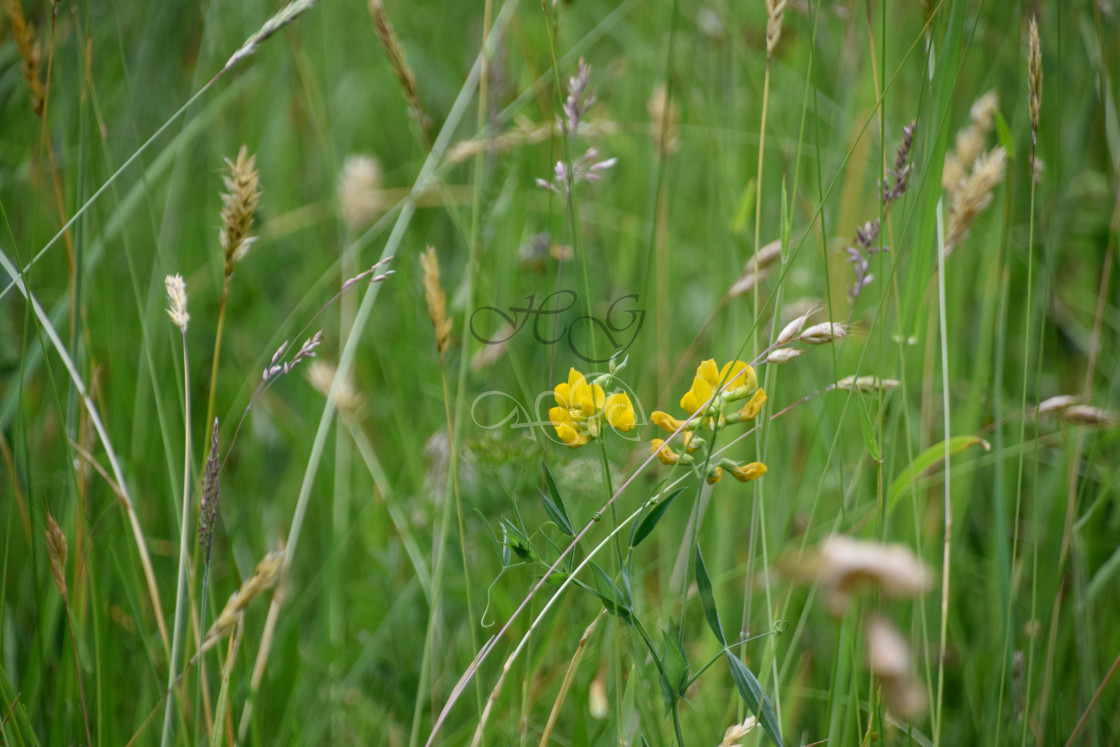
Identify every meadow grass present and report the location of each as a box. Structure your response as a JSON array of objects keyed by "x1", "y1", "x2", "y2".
[{"x1": 2, "y1": 1, "x2": 1119, "y2": 745}]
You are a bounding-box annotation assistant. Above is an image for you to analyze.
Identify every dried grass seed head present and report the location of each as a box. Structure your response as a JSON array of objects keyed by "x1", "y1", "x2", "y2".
[
  {"x1": 799, "y1": 321, "x2": 849, "y2": 345},
  {"x1": 3, "y1": 0, "x2": 45, "y2": 117},
  {"x1": 720, "y1": 715, "x2": 759, "y2": 746},
  {"x1": 338, "y1": 154, "x2": 384, "y2": 230},
  {"x1": 945, "y1": 146, "x2": 1006, "y2": 255},
  {"x1": 835, "y1": 375, "x2": 901, "y2": 393},
  {"x1": 220, "y1": 145, "x2": 262, "y2": 274},
  {"x1": 420, "y1": 246, "x2": 453, "y2": 359},
  {"x1": 766, "y1": 0, "x2": 786, "y2": 58},
  {"x1": 1060, "y1": 405, "x2": 1119, "y2": 427},
  {"x1": 164, "y1": 274, "x2": 189, "y2": 331},
  {"x1": 1037, "y1": 394, "x2": 1078, "y2": 415}
]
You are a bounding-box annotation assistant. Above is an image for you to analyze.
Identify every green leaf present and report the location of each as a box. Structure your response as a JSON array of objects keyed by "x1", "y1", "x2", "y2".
[
  {"x1": 993, "y1": 107, "x2": 1016, "y2": 160},
  {"x1": 659, "y1": 630, "x2": 689, "y2": 705},
  {"x1": 856, "y1": 391, "x2": 883, "y2": 462},
  {"x1": 589, "y1": 563, "x2": 632, "y2": 620},
  {"x1": 629, "y1": 488, "x2": 684, "y2": 548},
  {"x1": 727, "y1": 653, "x2": 783, "y2": 747},
  {"x1": 695, "y1": 546, "x2": 726, "y2": 646},
  {"x1": 887, "y1": 435, "x2": 991, "y2": 513},
  {"x1": 540, "y1": 461, "x2": 575, "y2": 535},
  {"x1": 499, "y1": 520, "x2": 536, "y2": 563}
]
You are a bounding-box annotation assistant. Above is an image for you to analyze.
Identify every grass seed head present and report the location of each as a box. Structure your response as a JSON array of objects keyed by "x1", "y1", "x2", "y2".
[
  {"x1": 1028, "y1": 16, "x2": 1042, "y2": 135},
  {"x1": 835, "y1": 375, "x2": 900, "y2": 393},
  {"x1": 799, "y1": 321, "x2": 849, "y2": 345},
  {"x1": 3, "y1": 0, "x2": 44, "y2": 117},
  {"x1": 44, "y1": 512, "x2": 68, "y2": 598},
  {"x1": 1060, "y1": 405, "x2": 1119, "y2": 427},
  {"x1": 199, "y1": 418, "x2": 221, "y2": 552},
  {"x1": 766, "y1": 0, "x2": 786, "y2": 59},
  {"x1": 945, "y1": 146, "x2": 1006, "y2": 255},
  {"x1": 420, "y1": 246, "x2": 453, "y2": 360},
  {"x1": 338, "y1": 154, "x2": 384, "y2": 231},
  {"x1": 720, "y1": 715, "x2": 759, "y2": 746},
  {"x1": 219, "y1": 145, "x2": 262, "y2": 275},
  {"x1": 164, "y1": 274, "x2": 189, "y2": 332}
]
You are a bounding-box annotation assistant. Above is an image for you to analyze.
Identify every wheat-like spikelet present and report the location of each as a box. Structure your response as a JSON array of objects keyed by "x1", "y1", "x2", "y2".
[
  {"x1": 368, "y1": 0, "x2": 429, "y2": 140},
  {"x1": 203, "y1": 550, "x2": 284, "y2": 648},
  {"x1": 220, "y1": 145, "x2": 262, "y2": 276},
  {"x1": 1028, "y1": 17, "x2": 1042, "y2": 137},
  {"x1": 199, "y1": 418, "x2": 221, "y2": 552},
  {"x1": 222, "y1": 0, "x2": 317, "y2": 74},
  {"x1": 164, "y1": 274, "x2": 189, "y2": 332},
  {"x1": 44, "y1": 511, "x2": 68, "y2": 599},
  {"x1": 337, "y1": 154, "x2": 384, "y2": 231},
  {"x1": 945, "y1": 146, "x2": 1006, "y2": 255},
  {"x1": 420, "y1": 246, "x2": 453, "y2": 360},
  {"x1": 943, "y1": 91, "x2": 998, "y2": 191},
  {"x1": 3, "y1": 0, "x2": 45, "y2": 117},
  {"x1": 766, "y1": 0, "x2": 786, "y2": 59}
]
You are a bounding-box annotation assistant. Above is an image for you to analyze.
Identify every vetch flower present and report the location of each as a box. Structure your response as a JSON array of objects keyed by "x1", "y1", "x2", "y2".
[
  {"x1": 724, "y1": 461, "x2": 767, "y2": 483},
  {"x1": 648, "y1": 358, "x2": 767, "y2": 485},
  {"x1": 548, "y1": 367, "x2": 635, "y2": 448},
  {"x1": 680, "y1": 359, "x2": 758, "y2": 415}
]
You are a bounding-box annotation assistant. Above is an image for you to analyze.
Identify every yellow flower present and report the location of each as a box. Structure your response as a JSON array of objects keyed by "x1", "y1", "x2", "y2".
[
  {"x1": 651, "y1": 410, "x2": 689, "y2": 433},
  {"x1": 603, "y1": 392, "x2": 636, "y2": 431},
  {"x1": 549, "y1": 368, "x2": 635, "y2": 448},
  {"x1": 726, "y1": 462, "x2": 767, "y2": 483},
  {"x1": 732, "y1": 388, "x2": 767, "y2": 422},
  {"x1": 651, "y1": 439, "x2": 681, "y2": 465},
  {"x1": 680, "y1": 359, "x2": 757, "y2": 414},
  {"x1": 706, "y1": 466, "x2": 723, "y2": 484}
]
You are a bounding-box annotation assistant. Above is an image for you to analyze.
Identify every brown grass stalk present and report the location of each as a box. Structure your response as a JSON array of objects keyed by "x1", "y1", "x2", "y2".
[{"x1": 367, "y1": 0, "x2": 431, "y2": 144}]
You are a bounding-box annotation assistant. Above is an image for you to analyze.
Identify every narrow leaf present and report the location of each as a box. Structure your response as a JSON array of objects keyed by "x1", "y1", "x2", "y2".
[
  {"x1": 695, "y1": 546, "x2": 726, "y2": 646},
  {"x1": 727, "y1": 653, "x2": 783, "y2": 747},
  {"x1": 629, "y1": 488, "x2": 684, "y2": 547},
  {"x1": 856, "y1": 392, "x2": 883, "y2": 462},
  {"x1": 888, "y1": 435, "x2": 991, "y2": 513},
  {"x1": 540, "y1": 461, "x2": 575, "y2": 535}
]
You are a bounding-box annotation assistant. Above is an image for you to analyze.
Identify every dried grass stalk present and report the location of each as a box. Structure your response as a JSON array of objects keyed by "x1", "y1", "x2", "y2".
[
  {"x1": 420, "y1": 246, "x2": 453, "y2": 360},
  {"x1": 368, "y1": 0, "x2": 430, "y2": 140},
  {"x1": 220, "y1": 145, "x2": 262, "y2": 275},
  {"x1": 3, "y1": 0, "x2": 45, "y2": 116},
  {"x1": 945, "y1": 146, "x2": 1006, "y2": 255}
]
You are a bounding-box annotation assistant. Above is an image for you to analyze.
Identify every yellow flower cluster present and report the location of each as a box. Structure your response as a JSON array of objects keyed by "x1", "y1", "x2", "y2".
[
  {"x1": 549, "y1": 368, "x2": 636, "y2": 448},
  {"x1": 650, "y1": 359, "x2": 767, "y2": 484}
]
